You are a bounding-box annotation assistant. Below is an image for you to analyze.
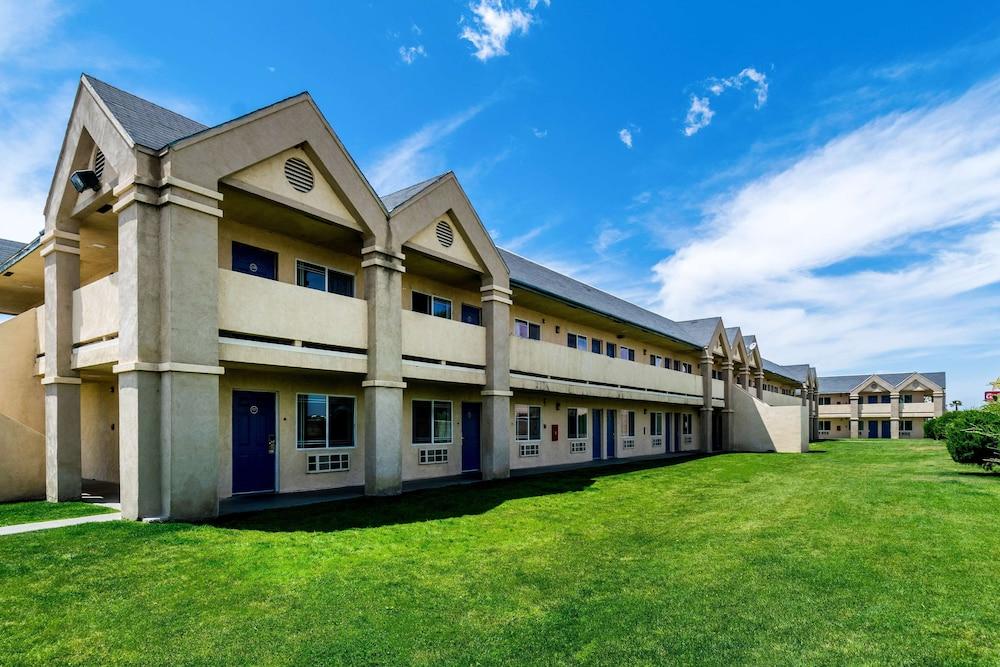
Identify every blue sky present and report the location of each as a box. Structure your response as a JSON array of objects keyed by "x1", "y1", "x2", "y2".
[{"x1": 2, "y1": 0, "x2": 1000, "y2": 406}]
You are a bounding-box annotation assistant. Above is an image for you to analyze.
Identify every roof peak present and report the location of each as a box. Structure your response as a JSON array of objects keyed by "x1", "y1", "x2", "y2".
[{"x1": 82, "y1": 74, "x2": 208, "y2": 150}]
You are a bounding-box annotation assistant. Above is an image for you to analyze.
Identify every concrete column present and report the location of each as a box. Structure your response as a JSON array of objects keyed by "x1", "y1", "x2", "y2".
[
  {"x1": 113, "y1": 182, "x2": 222, "y2": 520},
  {"x1": 116, "y1": 190, "x2": 162, "y2": 519},
  {"x1": 721, "y1": 360, "x2": 734, "y2": 451},
  {"x1": 699, "y1": 350, "x2": 713, "y2": 452},
  {"x1": 809, "y1": 389, "x2": 818, "y2": 441},
  {"x1": 932, "y1": 391, "x2": 945, "y2": 416},
  {"x1": 362, "y1": 247, "x2": 405, "y2": 496},
  {"x1": 849, "y1": 395, "x2": 859, "y2": 438},
  {"x1": 890, "y1": 391, "x2": 900, "y2": 438},
  {"x1": 481, "y1": 283, "x2": 512, "y2": 480},
  {"x1": 739, "y1": 367, "x2": 751, "y2": 391},
  {"x1": 41, "y1": 223, "x2": 82, "y2": 502},
  {"x1": 754, "y1": 370, "x2": 764, "y2": 400}
]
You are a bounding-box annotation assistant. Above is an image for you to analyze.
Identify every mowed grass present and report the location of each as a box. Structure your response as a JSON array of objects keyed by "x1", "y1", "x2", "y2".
[
  {"x1": 0, "y1": 500, "x2": 115, "y2": 528},
  {"x1": 1, "y1": 440, "x2": 998, "y2": 666}
]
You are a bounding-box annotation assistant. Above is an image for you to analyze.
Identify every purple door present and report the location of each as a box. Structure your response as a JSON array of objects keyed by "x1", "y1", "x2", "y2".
[{"x1": 232, "y1": 391, "x2": 276, "y2": 494}]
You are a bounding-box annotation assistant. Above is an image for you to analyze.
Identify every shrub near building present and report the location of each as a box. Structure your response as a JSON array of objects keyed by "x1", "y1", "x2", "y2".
[
  {"x1": 943, "y1": 404, "x2": 1000, "y2": 472},
  {"x1": 924, "y1": 411, "x2": 962, "y2": 440}
]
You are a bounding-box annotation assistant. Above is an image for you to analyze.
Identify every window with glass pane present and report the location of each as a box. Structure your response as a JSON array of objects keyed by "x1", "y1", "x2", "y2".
[
  {"x1": 591, "y1": 338, "x2": 602, "y2": 354},
  {"x1": 412, "y1": 400, "x2": 433, "y2": 444},
  {"x1": 682, "y1": 414, "x2": 692, "y2": 435},
  {"x1": 620, "y1": 346, "x2": 635, "y2": 362},
  {"x1": 327, "y1": 396, "x2": 354, "y2": 447},
  {"x1": 433, "y1": 401, "x2": 452, "y2": 443},
  {"x1": 650, "y1": 412, "x2": 663, "y2": 436},
  {"x1": 296, "y1": 261, "x2": 326, "y2": 292},
  {"x1": 515, "y1": 405, "x2": 541, "y2": 441},
  {"x1": 412, "y1": 291, "x2": 431, "y2": 314},
  {"x1": 567, "y1": 333, "x2": 587, "y2": 350},
  {"x1": 606, "y1": 342, "x2": 617, "y2": 358},
  {"x1": 567, "y1": 408, "x2": 587, "y2": 438},
  {"x1": 327, "y1": 269, "x2": 354, "y2": 297},
  {"x1": 515, "y1": 319, "x2": 540, "y2": 340},
  {"x1": 413, "y1": 400, "x2": 451, "y2": 444},
  {"x1": 624, "y1": 410, "x2": 636, "y2": 437},
  {"x1": 297, "y1": 394, "x2": 328, "y2": 448},
  {"x1": 432, "y1": 296, "x2": 452, "y2": 319}
]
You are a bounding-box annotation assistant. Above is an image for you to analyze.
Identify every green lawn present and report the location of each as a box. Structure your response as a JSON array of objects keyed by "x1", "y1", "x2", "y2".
[
  {"x1": 0, "y1": 500, "x2": 115, "y2": 527},
  {"x1": 1, "y1": 440, "x2": 997, "y2": 665}
]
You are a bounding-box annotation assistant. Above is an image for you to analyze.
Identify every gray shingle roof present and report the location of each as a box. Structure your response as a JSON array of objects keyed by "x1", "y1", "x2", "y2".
[
  {"x1": 725, "y1": 326, "x2": 741, "y2": 345},
  {"x1": 380, "y1": 174, "x2": 449, "y2": 212},
  {"x1": 83, "y1": 75, "x2": 208, "y2": 150},
  {"x1": 818, "y1": 372, "x2": 946, "y2": 393},
  {"x1": 744, "y1": 334, "x2": 758, "y2": 349},
  {"x1": 762, "y1": 358, "x2": 803, "y2": 384},
  {"x1": 0, "y1": 238, "x2": 25, "y2": 264},
  {"x1": 678, "y1": 317, "x2": 723, "y2": 348},
  {"x1": 499, "y1": 249, "x2": 703, "y2": 349}
]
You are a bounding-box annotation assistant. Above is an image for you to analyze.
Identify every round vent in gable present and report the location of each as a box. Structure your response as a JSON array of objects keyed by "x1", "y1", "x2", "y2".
[
  {"x1": 435, "y1": 220, "x2": 454, "y2": 248},
  {"x1": 94, "y1": 149, "x2": 106, "y2": 180},
  {"x1": 284, "y1": 157, "x2": 315, "y2": 193}
]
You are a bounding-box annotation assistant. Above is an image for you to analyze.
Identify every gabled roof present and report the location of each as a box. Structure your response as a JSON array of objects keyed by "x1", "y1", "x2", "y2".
[
  {"x1": 762, "y1": 358, "x2": 804, "y2": 384},
  {"x1": 0, "y1": 238, "x2": 26, "y2": 264},
  {"x1": 83, "y1": 75, "x2": 208, "y2": 150},
  {"x1": 678, "y1": 317, "x2": 725, "y2": 348},
  {"x1": 380, "y1": 174, "x2": 449, "y2": 212},
  {"x1": 818, "y1": 372, "x2": 946, "y2": 393},
  {"x1": 725, "y1": 327, "x2": 740, "y2": 345},
  {"x1": 744, "y1": 335, "x2": 758, "y2": 349},
  {"x1": 499, "y1": 249, "x2": 702, "y2": 349}
]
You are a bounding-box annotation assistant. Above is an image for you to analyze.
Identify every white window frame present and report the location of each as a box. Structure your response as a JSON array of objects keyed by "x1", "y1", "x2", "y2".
[
  {"x1": 307, "y1": 452, "x2": 350, "y2": 473},
  {"x1": 295, "y1": 258, "x2": 356, "y2": 297},
  {"x1": 567, "y1": 407, "x2": 588, "y2": 440},
  {"x1": 619, "y1": 346, "x2": 636, "y2": 362},
  {"x1": 650, "y1": 354, "x2": 662, "y2": 367},
  {"x1": 295, "y1": 393, "x2": 357, "y2": 450},
  {"x1": 514, "y1": 318, "x2": 541, "y2": 341},
  {"x1": 682, "y1": 413, "x2": 693, "y2": 435},
  {"x1": 515, "y1": 404, "x2": 542, "y2": 442},
  {"x1": 411, "y1": 399, "x2": 454, "y2": 446},
  {"x1": 412, "y1": 290, "x2": 453, "y2": 320},
  {"x1": 418, "y1": 448, "x2": 449, "y2": 465},
  {"x1": 567, "y1": 332, "x2": 588, "y2": 351}
]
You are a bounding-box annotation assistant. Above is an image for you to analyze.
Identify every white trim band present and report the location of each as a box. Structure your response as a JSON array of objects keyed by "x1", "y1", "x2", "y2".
[
  {"x1": 479, "y1": 284, "x2": 512, "y2": 296},
  {"x1": 362, "y1": 380, "x2": 407, "y2": 389},
  {"x1": 112, "y1": 361, "x2": 225, "y2": 375},
  {"x1": 481, "y1": 295, "x2": 512, "y2": 305},
  {"x1": 41, "y1": 376, "x2": 82, "y2": 385},
  {"x1": 361, "y1": 257, "x2": 406, "y2": 273},
  {"x1": 39, "y1": 243, "x2": 80, "y2": 257},
  {"x1": 481, "y1": 389, "x2": 514, "y2": 397}
]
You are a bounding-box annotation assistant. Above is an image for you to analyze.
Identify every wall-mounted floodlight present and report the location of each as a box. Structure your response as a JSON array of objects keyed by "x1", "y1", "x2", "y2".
[{"x1": 70, "y1": 170, "x2": 101, "y2": 193}]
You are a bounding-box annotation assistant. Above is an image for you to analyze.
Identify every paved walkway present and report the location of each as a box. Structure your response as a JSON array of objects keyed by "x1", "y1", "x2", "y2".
[
  {"x1": 0, "y1": 511, "x2": 122, "y2": 536},
  {"x1": 0, "y1": 479, "x2": 123, "y2": 537}
]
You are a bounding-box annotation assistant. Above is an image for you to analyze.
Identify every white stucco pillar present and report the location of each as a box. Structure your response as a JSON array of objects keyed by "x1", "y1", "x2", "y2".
[
  {"x1": 362, "y1": 246, "x2": 406, "y2": 496},
  {"x1": 721, "y1": 360, "x2": 735, "y2": 451},
  {"x1": 481, "y1": 284, "x2": 512, "y2": 480},
  {"x1": 41, "y1": 223, "x2": 82, "y2": 502},
  {"x1": 754, "y1": 370, "x2": 764, "y2": 400},
  {"x1": 700, "y1": 350, "x2": 713, "y2": 452}
]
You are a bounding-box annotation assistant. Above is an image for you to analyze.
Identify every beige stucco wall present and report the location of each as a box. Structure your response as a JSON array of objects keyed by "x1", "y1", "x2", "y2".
[
  {"x1": 732, "y1": 388, "x2": 808, "y2": 453},
  {"x1": 81, "y1": 380, "x2": 119, "y2": 483},
  {"x1": 401, "y1": 382, "x2": 485, "y2": 481},
  {"x1": 218, "y1": 218, "x2": 364, "y2": 292},
  {"x1": 508, "y1": 393, "x2": 701, "y2": 471},
  {"x1": 227, "y1": 147, "x2": 363, "y2": 232},
  {"x1": 0, "y1": 309, "x2": 44, "y2": 433},
  {"x1": 401, "y1": 272, "x2": 482, "y2": 322},
  {"x1": 218, "y1": 369, "x2": 366, "y2": 498},
  {"x1": 406, "y1": 216, "x2": 482, "y2": 270},
  {"x1": 509, "y1": 302, "x2": 702, "y2": 372},
  {"x1": 0, "y1": 413, "x2": 44, "y2": 501}
]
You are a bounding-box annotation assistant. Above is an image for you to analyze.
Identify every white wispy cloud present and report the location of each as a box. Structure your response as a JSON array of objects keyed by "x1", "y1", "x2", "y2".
[
  {"x1": 684, "y1": 67, "x2": 768, "y2": 136},
  {"x1": 655, "y1": 75, "x2": 1000, "y2": 401},
  {"x1": 532, "y1": 127, "x2": 547, "y2": 138},
  {"x1": 618, "y1": 127, "x2": 633, "y2": 148},
  {"x1": 683, "y1": 96, "x2": 714, "y2": 136},
  {"x1": 459, "y1": 0, "x2": 546, "y2": 61},
  {"x1": 0, "y1": 0, "x2": 65, "y2": 61},
  {"x1": 399, "y1": 45, "x2": 427, "y2": 64},
  {"x1": 367, "y1": 102, "x2": 488, "y2": 194},
  {"x1": 593, "y1": 224, "x2": 632, "y2": 253}
]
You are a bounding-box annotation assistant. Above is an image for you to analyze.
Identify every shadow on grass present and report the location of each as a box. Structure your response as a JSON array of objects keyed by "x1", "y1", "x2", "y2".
[{"x1": 212, "y1": 454, "x2": 701, "y2": 533}]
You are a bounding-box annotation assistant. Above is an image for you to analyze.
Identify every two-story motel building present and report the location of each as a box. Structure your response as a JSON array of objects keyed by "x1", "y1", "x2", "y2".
[
  {"x1": 0, "y1": 76, "x2": 820, "y2": 520},
  {"x1": 815, "y1": 372, "x2": 946, "y2": 439}
]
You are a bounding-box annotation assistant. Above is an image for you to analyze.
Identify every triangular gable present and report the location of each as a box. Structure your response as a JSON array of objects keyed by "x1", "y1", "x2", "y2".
[
  {"x1": 728, "y1": 328, "x2": 750, "y2": 366},
  {"x1": 850, "y1": 374, "x2": 895, "y2": 394},
  {"x1": 224, "y1": 147, "x2": 363, "y2": 233},
  {"x1": 388, "y1": 173, "x2": 508, "y2": 286},
  {"x1": 895, "y1": 372, "x2": 942, "y2": 393},
  {"x1": 44, "y1": 78, "x2": 137, "y2": 226},
  {"x1": 405, "y1": 215, "x2": 483, "y2": 272},
  {"x1": 706, "y1": 320, "x2": 732, "y2": 360},
  {"x1": 165, "y1": 94, "x2": 389, "y2": 246}
]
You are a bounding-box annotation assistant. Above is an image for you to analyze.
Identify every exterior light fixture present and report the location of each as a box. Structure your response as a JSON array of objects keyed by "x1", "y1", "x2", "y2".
[{"x1": 70, "y1": 170, "x2": 100, "y2": 193}]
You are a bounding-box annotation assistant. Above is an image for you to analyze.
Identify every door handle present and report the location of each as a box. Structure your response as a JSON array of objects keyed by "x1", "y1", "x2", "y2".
[{"x1": 268, "y1": 436, "x2": 276, "y2": 454}]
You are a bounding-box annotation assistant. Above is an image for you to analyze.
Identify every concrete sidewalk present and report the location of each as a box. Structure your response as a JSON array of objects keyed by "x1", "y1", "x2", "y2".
[{"x1": 0, "y1": 511, "x2": 122, "y2": 536}]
